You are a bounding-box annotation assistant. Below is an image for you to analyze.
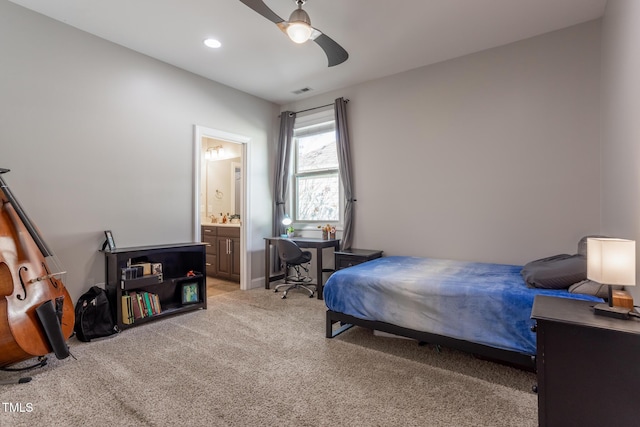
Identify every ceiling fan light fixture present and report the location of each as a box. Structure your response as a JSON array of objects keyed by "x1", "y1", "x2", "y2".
[
  {"x1": 239, "y1": 0, "x2": 349, "y2": 66},
  {"x1": 286, "y1": 5, "x2": 312, "y2": 44},
  {"x1": 287, "y1": 22, "x2": 312, "y2": 43}
]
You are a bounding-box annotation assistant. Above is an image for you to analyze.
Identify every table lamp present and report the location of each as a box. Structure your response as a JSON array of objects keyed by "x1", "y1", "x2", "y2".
[
  {"x1": 587, "y1": 237, "x2": 636, "y2": 319},
  {"x1": 281, "y1": 214, "x2": 292, "y2": 238}
]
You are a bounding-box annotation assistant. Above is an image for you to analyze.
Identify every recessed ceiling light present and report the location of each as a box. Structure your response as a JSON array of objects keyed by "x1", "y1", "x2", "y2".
[{"x1": 204, "y1": 38, "x2": 222, "y2": 49}]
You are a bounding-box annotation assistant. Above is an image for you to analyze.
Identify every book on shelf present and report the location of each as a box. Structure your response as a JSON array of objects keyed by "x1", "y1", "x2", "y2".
[
  {"x1": 130, "y1": 262, "x2": 151, "y2": 276},
  {"x1": 124, "y1": 290, "x2": 162, "y2": 322},
  {"x1": 120, "y1": 262, "x2": 163, "y2": 285},
  {"x1": 153, "y1": 294, "x2": 162, "y2": 313},
  {"x1": 143, "y1": 292, "x2": 153, "y2": 317},
  {"x1": 121, "y1": 295, "x2": 134, "y2": 325},
  {"x1": 125, "y1": 262, "x2": 163, "y2": 275},
  {"x1": 136, "y1": 292, "x2": 146, "y2": 318},
  {"x1": 129, "y1": 291, "x2": 141, "y2": 319},
  {"x1": 148, "y1": 292, "x2": 159, "y2": 315}
]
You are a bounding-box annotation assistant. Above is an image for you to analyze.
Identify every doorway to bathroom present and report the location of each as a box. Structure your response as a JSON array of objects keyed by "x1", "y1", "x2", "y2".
[{"x1": 193, "y1": 125, "x2": 251, "y2": 295}]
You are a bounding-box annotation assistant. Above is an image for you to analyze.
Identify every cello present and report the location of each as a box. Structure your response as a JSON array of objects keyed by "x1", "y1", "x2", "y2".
[{"x1": 0, "y1": 168, "x2": 74, "y2": 368}]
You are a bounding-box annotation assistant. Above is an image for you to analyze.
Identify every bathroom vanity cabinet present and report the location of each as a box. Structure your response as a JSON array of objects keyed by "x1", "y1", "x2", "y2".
[{"x1": 201, "y1": 225, "x2": 240, "y2": 282}]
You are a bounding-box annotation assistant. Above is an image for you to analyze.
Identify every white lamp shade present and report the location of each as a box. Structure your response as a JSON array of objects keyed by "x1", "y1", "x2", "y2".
[
  {"x1": 587, "y1": 238, "x2": 636, "y2": 286},
  {"x1": 282, "y1": 215, "x2": 292, "y2": 226}
]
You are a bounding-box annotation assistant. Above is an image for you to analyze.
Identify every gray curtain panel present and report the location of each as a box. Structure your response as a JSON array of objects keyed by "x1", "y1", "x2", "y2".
[
  {"x1": 334, "y1": 97, "x2": 354, "y2": 250},
  {"x1": 273, "y1": 111, "x2": 296, "y2": 239}
]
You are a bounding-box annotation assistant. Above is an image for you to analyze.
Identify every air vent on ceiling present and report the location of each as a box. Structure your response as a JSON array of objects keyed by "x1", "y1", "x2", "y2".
[{"x1": 292, "y1": 87, "x2": 313, "y2": 95}]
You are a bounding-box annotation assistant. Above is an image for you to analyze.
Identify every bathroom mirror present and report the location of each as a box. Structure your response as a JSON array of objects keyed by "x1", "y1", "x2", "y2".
[{"x1": 201, "y1": 139, "x2": 243, "y2": 222}]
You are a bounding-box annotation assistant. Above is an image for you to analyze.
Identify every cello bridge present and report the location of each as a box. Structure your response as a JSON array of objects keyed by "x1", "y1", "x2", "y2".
[{"x1": 29, "y1": 271, "x2": 67, "y2": 284}]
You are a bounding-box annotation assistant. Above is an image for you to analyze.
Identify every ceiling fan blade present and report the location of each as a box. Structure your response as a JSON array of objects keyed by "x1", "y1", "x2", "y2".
[
  {"x1": 311, "y1": 32, "x2": 349, "y2": 67},
  {"x1": 238, "y1": 0, "x2": 284, "y2": 24}
]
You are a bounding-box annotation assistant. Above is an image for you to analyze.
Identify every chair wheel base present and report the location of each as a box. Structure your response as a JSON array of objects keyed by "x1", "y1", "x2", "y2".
[{"x1": 274, "y1": 282, "x2": 316, "y2": 299}]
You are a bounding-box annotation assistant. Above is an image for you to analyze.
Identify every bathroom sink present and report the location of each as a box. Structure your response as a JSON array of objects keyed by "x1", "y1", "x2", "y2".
[{"x1": 201, "y1": 221, "x2": 240, "y2": 227}]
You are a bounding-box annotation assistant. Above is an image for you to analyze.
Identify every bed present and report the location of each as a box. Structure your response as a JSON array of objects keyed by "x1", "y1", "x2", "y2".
[{"x1": 324, "y1": 256, "x2": 603, "y2": 370}]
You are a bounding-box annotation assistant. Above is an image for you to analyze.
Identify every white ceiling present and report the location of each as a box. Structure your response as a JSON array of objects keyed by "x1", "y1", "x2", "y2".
[{"x1": 9, "y1": 0, "x2": 607, "y2": 105}]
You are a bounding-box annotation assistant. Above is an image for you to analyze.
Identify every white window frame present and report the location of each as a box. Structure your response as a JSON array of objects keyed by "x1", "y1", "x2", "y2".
[{"x1": 290, "y1": 107, "x2": 343, "y2": 230}]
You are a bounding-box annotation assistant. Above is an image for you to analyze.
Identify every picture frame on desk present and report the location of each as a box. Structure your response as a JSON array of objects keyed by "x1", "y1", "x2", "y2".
[
  {"x1": 104, "y1": 230, "x2": 116, "y2": 251},
  {"x1": 181, "y1": 281, "x2": 200, "y2": 304}
]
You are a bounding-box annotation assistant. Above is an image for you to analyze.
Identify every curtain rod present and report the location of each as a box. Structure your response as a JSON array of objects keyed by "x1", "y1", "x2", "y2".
[{"x1": 279, "y1": 99, "x2": 349, "y2": 117}]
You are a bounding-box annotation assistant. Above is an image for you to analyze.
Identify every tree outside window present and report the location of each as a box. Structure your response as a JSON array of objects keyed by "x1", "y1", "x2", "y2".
[{"x1": 293, "y1": 118, "x2": 341, "y2": 223}]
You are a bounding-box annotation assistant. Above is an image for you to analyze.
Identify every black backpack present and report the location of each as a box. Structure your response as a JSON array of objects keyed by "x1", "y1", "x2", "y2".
[{"x1": 74, "y1": 286, "x2": 119, "y2": 342}]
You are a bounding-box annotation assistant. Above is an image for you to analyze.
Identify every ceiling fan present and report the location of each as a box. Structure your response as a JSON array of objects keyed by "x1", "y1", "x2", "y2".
[{"x1": 238, "y1": 0, "x2": 349, "y2": 67}]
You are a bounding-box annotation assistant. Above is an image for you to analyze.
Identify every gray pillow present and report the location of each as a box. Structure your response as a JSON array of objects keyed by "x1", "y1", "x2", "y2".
[
  {"x1": 569, "y1": 279, "x2": 618, "y2": 298},
  {"x1": 577, "y1": 235, "x2": 609, "y2": 257},
  {"x1": 521, "y1": 254, "x2": 587, "y2": 289}
]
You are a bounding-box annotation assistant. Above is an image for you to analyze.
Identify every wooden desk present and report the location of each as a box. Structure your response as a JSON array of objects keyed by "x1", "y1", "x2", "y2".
[{"x1": 264, "y1": 237, "x2": 340, "y2": 299}]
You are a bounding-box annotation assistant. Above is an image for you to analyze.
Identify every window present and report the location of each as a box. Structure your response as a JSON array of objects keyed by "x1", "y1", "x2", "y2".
[{"x1": 292, "y1": 108, "x2": 341, "y2": 224}]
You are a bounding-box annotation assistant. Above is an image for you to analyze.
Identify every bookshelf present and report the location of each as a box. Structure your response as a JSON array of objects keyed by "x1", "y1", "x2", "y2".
[{"x1": 104, "y1": 243, "x2": 207, "y2": 330}]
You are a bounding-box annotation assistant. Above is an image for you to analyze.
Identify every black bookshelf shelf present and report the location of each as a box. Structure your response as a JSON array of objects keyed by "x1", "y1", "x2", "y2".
[
  {"x1": 121, "y1": 274, "x2": 163, "y2": 290},
  {"x1": 104, "y1": 243, "x2": 207, "y2": 330}
]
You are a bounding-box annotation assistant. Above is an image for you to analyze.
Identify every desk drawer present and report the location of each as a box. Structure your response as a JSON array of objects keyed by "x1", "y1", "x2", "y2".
[
  {"x1": 335, "y1": 249, "x2": 383, "y2": 270},
  {"x1": 336, "y1": 256, "x2": 369, "y2": 269}
]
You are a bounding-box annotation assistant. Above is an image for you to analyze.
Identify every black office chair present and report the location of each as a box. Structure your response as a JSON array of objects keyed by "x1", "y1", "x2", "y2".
[{"x1": 274, "y1": 239, "x2": 315, "y2": 299}]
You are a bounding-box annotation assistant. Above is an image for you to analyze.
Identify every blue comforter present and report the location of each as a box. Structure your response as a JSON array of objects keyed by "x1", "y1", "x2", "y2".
[{"x1": 324, "y1": 256, "x2": 602, "y2": 355}]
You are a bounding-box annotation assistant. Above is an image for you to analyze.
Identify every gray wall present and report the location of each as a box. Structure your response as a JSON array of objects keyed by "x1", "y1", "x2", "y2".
[
  {"x1": 284, "y1": 21, "x2": 602, "y2": 266},
  {"x1": 0, "y1": 1, "x2": 278, "y2": 301},
  {"x1": 601, "y1": 0, "x2": 640, "y2": 301},
  {"x1": 0, "y1": 0, "x2": 611, "y2": 304}
]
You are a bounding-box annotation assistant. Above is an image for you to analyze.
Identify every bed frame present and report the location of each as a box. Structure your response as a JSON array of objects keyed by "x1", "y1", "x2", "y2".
[{"x1": 326, "y1": 309, "x2": 536, "y2": 372}]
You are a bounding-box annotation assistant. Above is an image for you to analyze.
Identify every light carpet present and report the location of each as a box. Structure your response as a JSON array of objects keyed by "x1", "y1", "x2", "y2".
[{"x1": 0, "y1": 288, "x2": 537, "y2": 426}]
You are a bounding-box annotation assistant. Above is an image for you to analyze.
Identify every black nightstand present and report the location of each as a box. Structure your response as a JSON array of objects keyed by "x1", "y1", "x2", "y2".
[
  {"x1": 531, "y1": 295, "x2": 640, "y2": 426},
  {"x1": 334, "y1": 249, "x2": 383, "y2": 270}
]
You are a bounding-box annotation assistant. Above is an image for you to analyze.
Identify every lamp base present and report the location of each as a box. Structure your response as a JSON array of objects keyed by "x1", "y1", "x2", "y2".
[
  {"x1": 612, "y1": 290, "x2": 634, "y2": 309},
  {"x1": 593, "y1": 302, "x2": 630, "y2": 320}
]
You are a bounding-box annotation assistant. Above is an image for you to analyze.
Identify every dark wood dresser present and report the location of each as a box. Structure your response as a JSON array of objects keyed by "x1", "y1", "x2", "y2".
[{"x1": 531, "y1": 295, "x2": 640, "y2": 426}]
